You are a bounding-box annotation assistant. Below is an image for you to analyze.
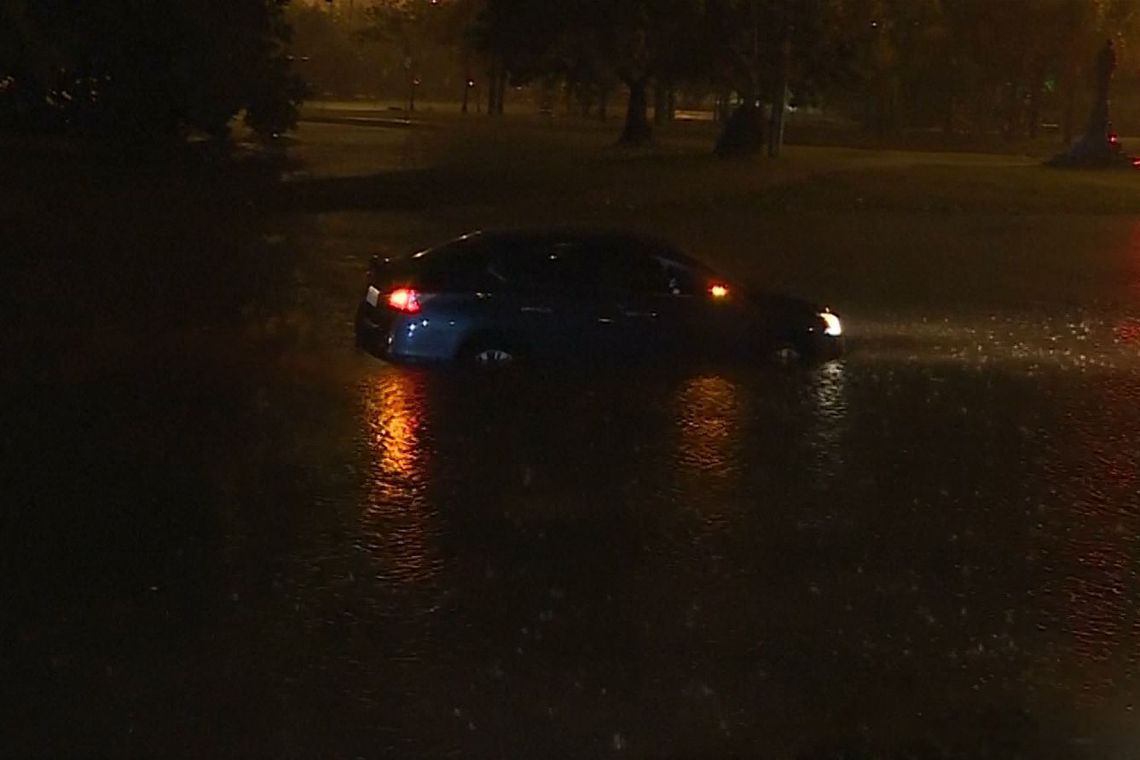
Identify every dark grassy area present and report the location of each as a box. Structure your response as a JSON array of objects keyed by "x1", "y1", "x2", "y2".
[
  {"x1": 302, "y1": 98, "x2": 1079, "y2": 157},
  {"x1": 7, "y1": 118, "x2": 1140, "y2": 379},
  {"x1": 279, "y1": 118, "x2": 1140, "y2": 324},
  {"x1": 286, "y1": 114, "x2": 1140, "y2": 225},
  {"x1": 1, "y1": 136, "x2": 308, "y2": 381}
]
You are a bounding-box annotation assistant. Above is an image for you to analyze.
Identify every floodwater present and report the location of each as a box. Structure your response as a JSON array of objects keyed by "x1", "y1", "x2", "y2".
[{"x1": 6, "y1": 123, "x2": 1140, "y2": 758}]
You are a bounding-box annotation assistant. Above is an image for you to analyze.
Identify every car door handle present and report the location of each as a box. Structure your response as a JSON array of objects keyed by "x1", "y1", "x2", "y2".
[
  {"x1": 622, "y1": 310, "x2": 657, "y2": 319},
  {"x1": 520, "y1": 306, "x2": 553, "y2": 314}
]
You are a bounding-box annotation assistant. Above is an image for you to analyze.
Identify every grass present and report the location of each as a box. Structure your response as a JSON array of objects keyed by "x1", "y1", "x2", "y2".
[
  {"x1": 406, "y1": 115, "x2": 1140, "y2": 216},
  {"x1": 281, "y1": 116, "x2": 1140, "y2": 320},
  {"x1": 6, "y1": 114, "x2": 1140, "y2": 382}
]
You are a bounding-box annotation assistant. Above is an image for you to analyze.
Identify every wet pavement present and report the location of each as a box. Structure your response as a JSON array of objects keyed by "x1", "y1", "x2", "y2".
[{"x1": 6, "y1": 123, "x2": 1140, "y2": 758}]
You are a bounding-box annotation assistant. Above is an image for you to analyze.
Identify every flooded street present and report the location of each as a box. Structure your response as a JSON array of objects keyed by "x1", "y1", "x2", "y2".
[{"x1": 7, "y1": 123, "x2": 1140, "y2": 758}]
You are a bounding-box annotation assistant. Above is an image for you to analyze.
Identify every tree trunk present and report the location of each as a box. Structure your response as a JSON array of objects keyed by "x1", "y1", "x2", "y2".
[
  {"x1": 1027, "y1": 71, "x2": 1043, "y2": 139},
  {"x1": 715, "y1": 103, "x2": 764, "y2": 157},
  {"x1": 654, "y1": 82, "x2": 669, "y2": 127},
  {"x1": 461, "y1": 58, "x2": 471, "y2": 114},
  {"x1": 495, "y1": 69, "x2": 507, "y2": 116},
  {"x1": 619, "y1": 78, "x2": 652, "y2": 145},
  {"x1": 486, "y1": 60, "x2": 506, "y2": 116},
  {"x1": 487, "y1": 66, "x2": 497, "y2": 115},
  {"x1": 1061, "y1": 69, "x2": 1077, "y2": 145},
  {"x1": 720, "y1": 91, "x2": 734, "y2": 123}
]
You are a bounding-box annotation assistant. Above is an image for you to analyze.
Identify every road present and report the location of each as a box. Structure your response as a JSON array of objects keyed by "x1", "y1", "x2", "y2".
[{"x1": 6, "y1": 120, "x2": 1140, "y2": 758}]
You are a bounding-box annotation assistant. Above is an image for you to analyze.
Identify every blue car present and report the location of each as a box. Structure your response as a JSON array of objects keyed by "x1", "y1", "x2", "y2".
[{"x1": 354, "y1": 229, "x2": 843, "y2": 367}]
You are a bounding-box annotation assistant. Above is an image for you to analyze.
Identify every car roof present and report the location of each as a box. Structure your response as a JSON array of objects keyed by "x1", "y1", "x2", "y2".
[
  {"x1": 419, "y1": 228, "x2": 707, "y2": 267},
  {"x1": 472, "y1": 227, "x2": 670, "y2": 249}
]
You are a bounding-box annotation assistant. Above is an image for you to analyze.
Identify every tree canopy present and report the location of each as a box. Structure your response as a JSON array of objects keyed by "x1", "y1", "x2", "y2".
[
  {"x1": 459, "y1": 0, "x2": 1140, "y2": 144},
  {"x1": 0, "y1": 0, "x2": 306, "y2": 139},
  {"x1": 6, "y1": 0, "x2": 1139, "y2": 147}
]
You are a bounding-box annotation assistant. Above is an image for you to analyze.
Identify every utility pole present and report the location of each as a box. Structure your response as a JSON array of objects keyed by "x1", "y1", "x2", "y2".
[
  {"x1": 405, "y1": 53, "x2": 416, "y2": 114},
  {"x1": 768, "y1": 28, "x2": 791, "y2": 157},
  {"x1": 751, "y1": 0, "x2": 760, "y2": 106}
]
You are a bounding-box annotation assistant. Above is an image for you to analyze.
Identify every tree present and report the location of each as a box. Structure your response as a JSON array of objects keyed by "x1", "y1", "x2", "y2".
[
  {"x1": 360, "y1": 0, "x2": 444, "y2": 113},
  {"x1": 434, "y1": 0, "x2": 485, "y2": 112},
  {"x1": 551, "y1": 0, "x2": 702, "y2": 145},
  {"x1": 823, "y1": 0, "x2": 1140, "y2": 141},
  {"x1": 468, "y1": 0, "x2": 566, "y2": 115},
  {"x1": 287, "y1": 2, "x2": 390, "y2": 100},
  {"x1": 0, "y1": 0, "x2": 306, "y2": 140},
  {"x1": 707, "y1": 0, "x2": 839, "y2": 156}
]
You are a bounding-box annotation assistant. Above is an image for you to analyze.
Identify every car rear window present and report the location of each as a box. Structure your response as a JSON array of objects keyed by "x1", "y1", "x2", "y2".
[{"x1": 398, "y1": 238, "x2": 495, "y2": 291}]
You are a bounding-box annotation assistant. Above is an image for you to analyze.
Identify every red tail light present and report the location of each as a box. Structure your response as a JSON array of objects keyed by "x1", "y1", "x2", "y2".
[
  {"x1": 708, "y1": 283, "x2": 730, "y2": 299},
  {"x1": 387, "y1": 288, "x2": 421, "y2": 313}
]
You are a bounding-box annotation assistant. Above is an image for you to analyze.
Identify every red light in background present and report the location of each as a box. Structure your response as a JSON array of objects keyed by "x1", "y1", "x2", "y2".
[
  {"x1": 388, "y1": 288, "x2": 421, "y2": 313},
  {"x1": 709, "y1": 284, "x2": 729, "y2": 298}
]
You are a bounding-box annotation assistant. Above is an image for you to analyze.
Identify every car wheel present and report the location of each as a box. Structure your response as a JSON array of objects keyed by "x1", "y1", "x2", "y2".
[
  {"x1": 460, "y1": 337, "x2": 523, "y2": 368},
  {"x1": 769, "y1": 339, "x2": 807, "y2": 367}
]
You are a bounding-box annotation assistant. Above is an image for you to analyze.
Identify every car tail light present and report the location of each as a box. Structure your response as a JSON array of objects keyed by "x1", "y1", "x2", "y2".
[
  {"x1": 708, "y1": 283, "x2": 730, "y2": 299},
  {"x1": 387, "y1": 288, "x2": 421, "y2": 313}
]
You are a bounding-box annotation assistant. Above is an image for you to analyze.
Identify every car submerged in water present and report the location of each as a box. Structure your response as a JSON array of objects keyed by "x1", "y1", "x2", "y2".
[{"x1": 354, "y1": 229, "x2": 843, "y2": 367}]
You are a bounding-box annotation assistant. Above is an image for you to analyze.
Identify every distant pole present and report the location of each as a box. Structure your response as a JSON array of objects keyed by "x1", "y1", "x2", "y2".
[
  {"x1": 751, "y1": 0, "x2": 760, "y2": 103},
  {"x1": 404, "y1": 54, "x2": 415, "y2": 115},
  {"x1": 462, "y1": 52, "x2": 471, "y2": 114},
  {"x1": 768, "y1": 29, "x2": 791, "y2": 158}
]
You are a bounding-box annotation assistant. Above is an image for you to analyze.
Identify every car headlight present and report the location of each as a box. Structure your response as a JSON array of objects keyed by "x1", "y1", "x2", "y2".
[{"x1": 820, "y1": 310, "x2": 843, "y2": 337}]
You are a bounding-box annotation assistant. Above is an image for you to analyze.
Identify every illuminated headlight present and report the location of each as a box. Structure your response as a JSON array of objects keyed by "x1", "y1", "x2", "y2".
[{"x1": 820, "y1": 311, "x2": 843, "y2": 337}]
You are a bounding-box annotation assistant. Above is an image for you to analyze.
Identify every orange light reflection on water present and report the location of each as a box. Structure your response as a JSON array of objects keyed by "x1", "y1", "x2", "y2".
[
  {"x1": 675, "y1": 375, "x2": 742, "y2": 483},
  {"x1": 359, "y1": 369, "x2": 441, "y2": 586}
]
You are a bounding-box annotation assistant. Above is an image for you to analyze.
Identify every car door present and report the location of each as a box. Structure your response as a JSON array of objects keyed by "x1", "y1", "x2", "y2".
[
  {"x1": 483, "y1": 240, "x2": 610, "y2": 360},
  {"x1": 596, "y1": 244, "x2": 744, "y2": 360},
  {"x1": 651, "y1": 253, "x2": 747, "y2": 359}
]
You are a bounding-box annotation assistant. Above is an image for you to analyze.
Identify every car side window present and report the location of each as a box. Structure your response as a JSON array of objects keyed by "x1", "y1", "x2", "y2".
[
  {"x1": 656, "y1": 259, "x2": 701, "y2": 296},
  {"x1": 604, "y1": 250, "x2": 702, "y2": 297},
  {"x1": 604, "y1": 253, "x2": 660, "y2": 294},
  {"x1": 486, "y1": 241, "x2": 598, "y2": 296}
]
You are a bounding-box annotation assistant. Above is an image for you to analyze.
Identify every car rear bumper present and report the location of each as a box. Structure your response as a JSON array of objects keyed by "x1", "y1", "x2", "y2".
[
  {"x1": 354, "y1": 305, "x2": 393, "y2": 356},
  {"x1": 354, "y1": 303, "x2": 463, "y2": 364}
]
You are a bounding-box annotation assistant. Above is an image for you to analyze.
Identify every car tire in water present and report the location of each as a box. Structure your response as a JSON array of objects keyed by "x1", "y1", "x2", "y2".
[
  {"x1": 459, "y1": 335, "x2": 524, "y2": 368},
  {"x1": 768, "y1": 336, "x2": 811, "y2": 367}
]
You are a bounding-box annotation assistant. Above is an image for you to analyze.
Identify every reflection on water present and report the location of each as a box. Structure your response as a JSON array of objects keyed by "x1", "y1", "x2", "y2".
[
  {"x1": 1039, "y1": 373, "x2": 1140, "y2": 721},
  {"x1": 671, "y1": 374, "x2": 744, "y2": 540},
  {"x1": 1112, "y1": 221, "x2": 1140, "y2": 344},
  {"x1": 358, "y1": 368, "x2": 442, "y2": 587},
  {"x1": 1129, "y1": 220, "x2": 1140, "y2": 301},
  {"x1": 674, "y1": 375, "x2": 742, "y2": 482},
  {"x1": 804, "y1": 361, "x2": 849, "y2": 485}
]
